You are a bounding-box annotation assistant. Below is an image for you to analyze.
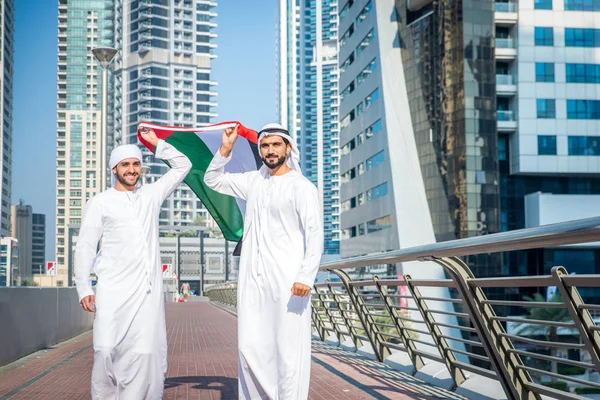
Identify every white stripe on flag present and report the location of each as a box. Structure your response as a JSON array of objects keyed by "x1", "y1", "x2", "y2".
[{"x1": 198, "y1": 129, "x2": 257, "y2": 217}]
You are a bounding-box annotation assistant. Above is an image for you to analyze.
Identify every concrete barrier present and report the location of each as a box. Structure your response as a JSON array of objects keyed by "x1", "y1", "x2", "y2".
[{"x1": 0, "y1": 287, "x2": 94, "y2": 366}]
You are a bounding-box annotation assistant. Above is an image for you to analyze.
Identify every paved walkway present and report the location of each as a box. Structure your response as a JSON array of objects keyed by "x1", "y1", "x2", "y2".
[{"x1": 0, "y1": 302, "x2": 464, "y2": 399}]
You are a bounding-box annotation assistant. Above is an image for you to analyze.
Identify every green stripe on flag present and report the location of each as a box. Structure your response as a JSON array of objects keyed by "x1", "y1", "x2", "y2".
[{"x1": 164, "y1": 131, "x2": 244, "y2": 241}]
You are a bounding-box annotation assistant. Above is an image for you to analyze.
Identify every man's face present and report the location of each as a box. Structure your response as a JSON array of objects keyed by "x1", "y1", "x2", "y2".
[
  {"x1": 113, "y1": 158, "x2": 141, "y2": 188},
  {"x1": 260, "y1": 136, "x2": 290, "y2": 169}
]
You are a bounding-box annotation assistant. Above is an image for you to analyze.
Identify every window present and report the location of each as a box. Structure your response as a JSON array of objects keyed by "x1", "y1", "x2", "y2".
[
  {"x1": 341, "y1": 167, "x2": 356, "y2": 183},
  {"x1": 356, "y1": 29, "x2": 375, "y2": 57},
  {"x1": 565, "y1": 0, "x2": 600, "y2": 11},
  {"x1": 536, "y1": 99, "x2": 556, "y2": 118},
  {"x1": 566, "y1": 64, "x2": 600, "y2": 83},
  {"x1": 498, "y1": 136, "x2": 507, "y2": 161},
  {"x1": 340, "y1": 53, "x2": 355, "y2": 73},
  {"x1": 535, "y1": 63, "x2": 555, "y2": 82},
  {"x1": 339, "y1": 0, "x2": 354, "y2": 20},
  {"x1": 341, "y1": 81, "x2": 355, "y2": 100},
  {"x1": 534, "y1": 0, "x2": 553, "y2": 9},
  {"x1": 367, "y1": 215, "x2": 392, "y2": 233},
  {"x1": 538, "y1": 135, "x2": 557, "y2": 155},
  {"x1": 341, "y1": 139, "x2": 355, "y2": 156},
  {"x1": 341, "y1": 197, "x2": 356, "y2": 212},
  {"x1": 340, "y1": 24, "x2": 354, "y2": 47},
  {"x1": 534, "y1": 27, "x2": 554, "y2": 46},
  {"x1": 568, "y1": 136, "x2": 600, "y2": 155},
  {"x1": 365, "y1": 88, "x2": 380, "y2": 108},
  {"x1": 341, "y1": 110, "x2": 355, "y2": 129},
  {"x1": 366, "y1": 150, "x2": 385, "y2": 170},
  {"x1": 355, "y1": 0, "x2": 372, "y2": 27},
  {"x1": 565, "y1": 28, "x2": 600, "y2": 47},
  {"x1": 356, "y1": 102, "x2": 364, "y2": 116},
  {"x1": 567, "y1": 100, "x2": 600, "y2": 119},
  {"x1": 365, "y1": 119, "x2": 382, "y2": 139},
  {"x1": 366, "y1": 182, "x2": 388, "y2": 201},
  {"x1": 357, "y1": 58, "x2": 377, "y2": 85},
  {"x1": 341, "y1": 226, "x2": 357, "y2": 239},
  {"x1": 357, "y1": 224, "x2": 366, "y2": 236}
]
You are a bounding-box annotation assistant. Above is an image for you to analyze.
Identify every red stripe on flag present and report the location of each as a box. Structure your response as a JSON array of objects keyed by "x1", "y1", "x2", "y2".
[{"x1": 136, "y1": 121, "x2": 258, "y2": 152}]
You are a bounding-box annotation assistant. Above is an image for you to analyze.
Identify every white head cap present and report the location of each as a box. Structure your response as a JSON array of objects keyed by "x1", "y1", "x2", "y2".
[
  {"x1": 109, "y1": 144, "x2": 143, "y2": 187},
  {"x1": 257, "y1": 123, "x2": 301, "y2": 173}
]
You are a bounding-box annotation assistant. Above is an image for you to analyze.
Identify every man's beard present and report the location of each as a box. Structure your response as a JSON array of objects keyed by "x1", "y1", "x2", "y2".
[
  {"x1": 116, "y1": 172, "x2": 140, "y2": 188},
  {"x1": 261, "y1": 154, "x2": 286, "y2": 169}
]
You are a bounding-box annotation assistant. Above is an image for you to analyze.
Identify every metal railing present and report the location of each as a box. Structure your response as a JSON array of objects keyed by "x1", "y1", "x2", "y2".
[
  {"x1": 497, "y1": 74, "x2": 515, "y2": 85},
  {"x1": 207, "y1": 217, "x2": 600, "y2": 400},
  {"x1": 495, "y1": 2, "x2": 517, "y2": 13},
  {"x1": 496, "y1": 38, "x2": 516, "y2": 49},
  {"x1": 498, "y1": 110, "x2": 516, "y2": 121}
]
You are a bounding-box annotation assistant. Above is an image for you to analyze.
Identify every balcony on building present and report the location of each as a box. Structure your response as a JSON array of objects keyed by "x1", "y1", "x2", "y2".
[
  {"x1": 495, "y1": 37, "x2": 517, "y2": 59},
  {"x1": 497, "y1": 110, "x2": 517, "y2": 132},
  {"x1": 496, "y1": 74, "x2": 517, "y2": 96},
  {"x1": 495, "y1": 2, "x2": 517, "y2": 25}
]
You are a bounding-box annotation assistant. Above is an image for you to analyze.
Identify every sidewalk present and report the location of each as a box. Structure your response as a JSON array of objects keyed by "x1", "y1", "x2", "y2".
[{"x1": 0, "y1": 302, "x2": 464, "y2": 399}]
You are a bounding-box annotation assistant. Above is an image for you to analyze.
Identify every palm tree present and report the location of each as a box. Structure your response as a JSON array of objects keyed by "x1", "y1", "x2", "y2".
[{"x1": 516, "y1": 292, "x2": 571, "y2": 380}]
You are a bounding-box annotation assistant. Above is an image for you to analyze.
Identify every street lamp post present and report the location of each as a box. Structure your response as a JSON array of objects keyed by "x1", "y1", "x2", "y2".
[{"x1": 91, "y1": 47, "x2": 118, "y2": 192}]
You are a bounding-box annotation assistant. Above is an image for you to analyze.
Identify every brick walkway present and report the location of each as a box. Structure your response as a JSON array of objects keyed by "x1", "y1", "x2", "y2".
[{"x1": 0, "y1": 302, "x2": 464, "y2": 399}]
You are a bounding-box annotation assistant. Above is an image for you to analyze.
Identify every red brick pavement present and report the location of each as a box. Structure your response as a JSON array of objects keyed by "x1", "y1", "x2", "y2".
[{"x1": 0, "y1": 302, "x2": 465, "y2": 400}]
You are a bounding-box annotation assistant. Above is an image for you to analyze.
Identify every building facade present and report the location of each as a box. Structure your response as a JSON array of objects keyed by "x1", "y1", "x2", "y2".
[
  {"x1": 10, "y1": 203, "x2": 32, "y2": 280},
  {"x1": 55, "y1": 0, "x2": 114, "y2": 282},
  {"x1": 32, "y1": 213, "x2": 46, "y2": 275},
  {"x1": 113, "y1": 0, "x2": 218, "y2": 228},
  {"x1": 495, "y1": 0, "x2": 600, "y2": 303},
  {"x1": 337, "y1": 0, "x2": 502, "y2": 282},
  {"x1": 0, "y1": 0, "x2": 14, "y2": 237},
  {"x1": 277, "y1": 0, "x2": 341, "y2": 255},
  {"x1": 0, "y1": 236, "x2": 18, "y2": 286}
]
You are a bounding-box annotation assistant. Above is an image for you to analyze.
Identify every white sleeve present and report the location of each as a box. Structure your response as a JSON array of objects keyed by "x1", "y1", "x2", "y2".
[
  {"x1": 151, "y1": 139, "x2": 193, "y2": 204},
  {"x1": 75, "y1": 197, "x2": 102, "y2": 303},
  {"x1": 203, "y1": 148, "x2": 251, "y2": 201},
  {"x1": 294, "y1": 184, "x2": 324, "y2": 287}
]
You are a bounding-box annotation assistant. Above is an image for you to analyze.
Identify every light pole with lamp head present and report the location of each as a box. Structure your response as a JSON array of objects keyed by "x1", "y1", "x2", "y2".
[{"x1": 91, "y1": 47, "x2": 118, "y2": 192}]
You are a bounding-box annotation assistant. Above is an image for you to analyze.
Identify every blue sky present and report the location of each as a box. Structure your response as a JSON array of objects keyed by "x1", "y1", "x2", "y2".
[{"x1": 12, "y1": 0, "x2": 276, "y2": 259}]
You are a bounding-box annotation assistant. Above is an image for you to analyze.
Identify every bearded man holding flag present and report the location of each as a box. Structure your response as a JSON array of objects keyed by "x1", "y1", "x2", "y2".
[{"x1": 204, "y1": 123, "x2": 324, "y2": 399}]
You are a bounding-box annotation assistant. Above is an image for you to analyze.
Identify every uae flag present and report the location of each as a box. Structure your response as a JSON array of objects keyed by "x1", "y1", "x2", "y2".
[{"x1": 137, "y1": 121, "x2": 261, "y2": 243}]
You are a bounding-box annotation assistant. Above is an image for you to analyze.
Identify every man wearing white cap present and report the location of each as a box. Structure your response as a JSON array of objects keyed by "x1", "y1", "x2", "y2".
[
  {"x1": 75, "y1": 127, "x2": 192, "y2": 399},
  {"x1": 205, "y1": 123, "x2": 324, "y2": 399}
]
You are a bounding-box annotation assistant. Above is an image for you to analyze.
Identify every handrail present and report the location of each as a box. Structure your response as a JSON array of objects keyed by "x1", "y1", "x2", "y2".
[
  {"x1": 206, "y1": 218, "x2": 600, "y2": 400},
  {"x1": 319, "y1": 217, "x2": 600, "y2": 271}
]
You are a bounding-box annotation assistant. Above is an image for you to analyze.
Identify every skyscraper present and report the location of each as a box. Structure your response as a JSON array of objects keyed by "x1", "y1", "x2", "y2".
[
  {"x1": 55, "y1": 0, "x2": 114, "y2": 283},
  {"x1": 32, "y1": 213, "x2": 46, "y2": 275},
  {"x1": 494, "y1": 0, "x2": 600, "y2": 297},
  {"x1": 277, "y1": 0, "x2": 341, "y2": 255},
  {"x1": 113, "y1": 0, "x2": 218, "y2": 228},
  {"x1": 0, "y1": 0, "x2": 14, "y2": 237},
  {"x1": 338, "y1": 0, "x2": 501, "y2": 281},
  {"x1": 11, "y1": 203, "x2": 32, "y2": 280},
  {"x1": 0, "y1": 236, "x2": 18, "y2": 286}
]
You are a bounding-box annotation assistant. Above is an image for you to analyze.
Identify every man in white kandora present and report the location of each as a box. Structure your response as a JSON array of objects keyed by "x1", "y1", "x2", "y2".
[
  {"x1": 75, "y1": 127, "x2": 192, "y2": 399},
  {"x1": 204, "y1": 123, "x2": 324, "y2": 399}
]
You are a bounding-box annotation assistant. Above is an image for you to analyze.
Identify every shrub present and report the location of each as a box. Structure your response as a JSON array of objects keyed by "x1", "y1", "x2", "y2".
[
  {"x1": 542, "y1": 381, "x2": 569, "y2": 392},
  {"x1": 575, "y1": 387, "x2": 600, "y2": 395}
]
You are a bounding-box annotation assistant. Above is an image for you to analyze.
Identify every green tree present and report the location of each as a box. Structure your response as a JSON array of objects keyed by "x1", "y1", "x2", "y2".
[
  {"x1": 515, "y1": 292, "x2": 571, "y2": 380},
  {"x1": 21, "y1": 279, "x2": 40, "y2": 287}
]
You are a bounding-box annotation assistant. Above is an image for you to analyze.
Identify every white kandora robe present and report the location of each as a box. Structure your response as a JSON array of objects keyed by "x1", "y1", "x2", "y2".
[
  {"x1": 205, "y1": 151, "x2": 324, "y2": 400},
  {"x1": 75, "y1": 140, "x2": 192, "y2": 400}
]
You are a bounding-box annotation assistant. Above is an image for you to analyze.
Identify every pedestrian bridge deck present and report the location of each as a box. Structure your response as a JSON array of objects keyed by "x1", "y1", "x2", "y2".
[{"x1": 0, "y1": 302, "x2": 464, "y2": 400}]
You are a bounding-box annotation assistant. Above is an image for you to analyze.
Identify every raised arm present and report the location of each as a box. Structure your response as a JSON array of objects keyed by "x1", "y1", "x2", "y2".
[
  {"x1": 293, "y1": 183, "x2": 324, "y2": 290},
  {"x1": 140, "y1": 127, "x2": 192, "y2": 204},
  {"x1": 75, "y1": 197, "x2": 103, "y2": 309},
  {"x1": 152, "y1": 139, "x2": 193, "y2": 204},
  {"x1": 203, "y1": 125, "x2": 251, "y2": 200}
]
